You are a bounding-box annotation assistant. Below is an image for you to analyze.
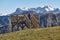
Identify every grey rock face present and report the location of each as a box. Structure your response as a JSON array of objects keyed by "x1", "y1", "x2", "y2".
[
  {"x1": 0, "y1": 25, "x2": 9, "y2": 34},
  {"x1": 0, "y1": 16, "x2": 11, "y2": 34},
  {"x1": 40, "y1": 13, "x2": 60, "y2": 27},
  {"x1": 56, "y1": 13, "x2": 60, "y2": 26}
]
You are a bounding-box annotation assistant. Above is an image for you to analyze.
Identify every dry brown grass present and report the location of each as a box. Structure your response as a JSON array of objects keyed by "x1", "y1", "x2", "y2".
[{"x1": 0, "y1": 26, "x2": 60, "y2": 40}]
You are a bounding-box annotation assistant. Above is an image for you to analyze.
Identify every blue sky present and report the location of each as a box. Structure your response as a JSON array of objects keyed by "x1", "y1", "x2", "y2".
[{"x1": 0, "y1": 0, "x2": 60, "y2": 14}]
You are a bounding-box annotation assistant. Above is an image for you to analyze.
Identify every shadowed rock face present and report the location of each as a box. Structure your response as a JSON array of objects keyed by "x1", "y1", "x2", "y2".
[
  {"x1": 56, "y1": 13, "x2": 60, "y2": 26},
  {"x1": 40, "y1": 13, "x2": 60, "y2": 27},
  {"x1": 0, "y1": 25, "x2": 9, "y2": 34},
  {"x1": 40, "y1": 14, "x2": 48, "y2": 27}
]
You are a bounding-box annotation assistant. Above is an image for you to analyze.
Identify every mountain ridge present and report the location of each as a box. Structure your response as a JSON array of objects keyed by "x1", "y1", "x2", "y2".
[{"x1": 11, "y1": 6, "x2": 60, "y2": 15}]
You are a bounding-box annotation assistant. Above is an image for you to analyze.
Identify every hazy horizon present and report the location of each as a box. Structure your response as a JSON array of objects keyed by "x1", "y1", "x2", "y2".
[{"x1": 0, "y1": 0, "x2": 60, "y2": 14}]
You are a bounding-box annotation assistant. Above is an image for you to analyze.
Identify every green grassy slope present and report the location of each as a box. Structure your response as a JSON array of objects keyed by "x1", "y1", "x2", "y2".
[{"x1": 0, "y1": 26, "x2": 60, "y2": 40}]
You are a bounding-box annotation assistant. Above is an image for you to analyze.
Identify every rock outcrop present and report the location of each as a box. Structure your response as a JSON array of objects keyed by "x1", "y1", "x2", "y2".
[
  {"x1": 40, "y1": 13, "x2": 60, "y2": 27},
  {"x1": 0, "y1": 13, "x2": 60, "y2": 34}
]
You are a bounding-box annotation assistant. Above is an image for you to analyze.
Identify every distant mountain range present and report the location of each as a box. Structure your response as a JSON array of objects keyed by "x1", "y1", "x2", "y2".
[
  {"x1": 11, "y1": 6, "x2": 60, "y2": 15},
  {"x1": 0, "y1": 6, "x2": 60, "y2": 34},
  {"x1": 0, "y1": 6, "x2": 60, "y2": 26}
]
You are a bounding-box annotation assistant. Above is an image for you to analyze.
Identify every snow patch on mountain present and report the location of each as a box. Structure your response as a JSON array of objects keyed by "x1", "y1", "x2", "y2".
[
  {"x1": 21, "y1": 7, "x2": 29, "y2": 11},
  {"x1": 11, "y1": 6, "x2": 60, "y2": 15}
]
